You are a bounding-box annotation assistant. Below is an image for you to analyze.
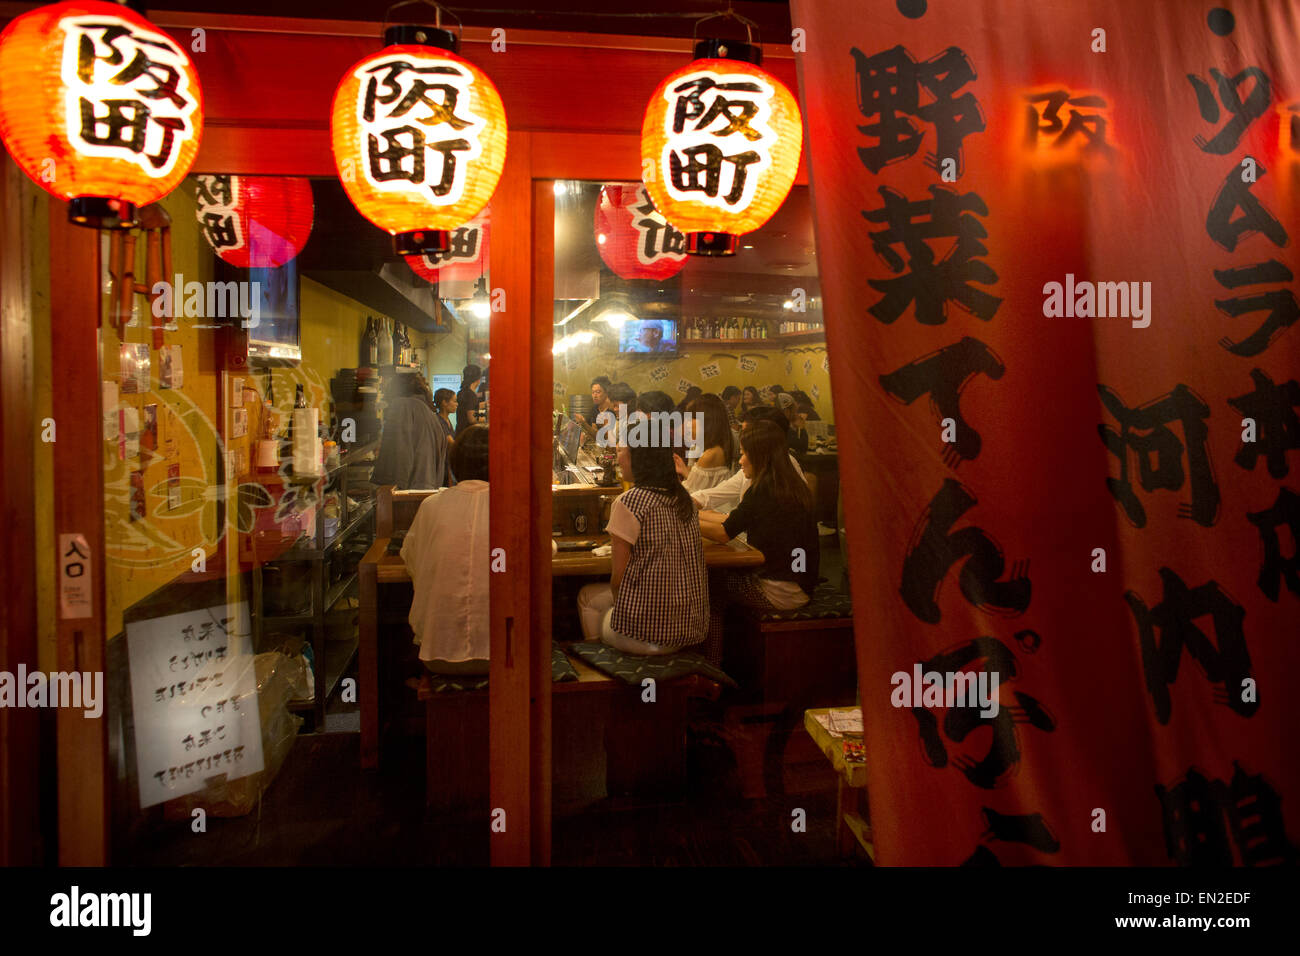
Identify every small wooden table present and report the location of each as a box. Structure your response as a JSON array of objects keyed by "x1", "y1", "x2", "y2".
[
  {"x1": 358, "y1": 534, "x2": 764, "y2": 768},
  {"x1": 804, "y1": 707, "x2": 873, "y2": 860}
]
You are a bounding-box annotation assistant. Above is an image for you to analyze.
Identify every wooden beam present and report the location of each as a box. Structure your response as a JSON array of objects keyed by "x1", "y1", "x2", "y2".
[
  {"x1": 529, "y1": 178, "x2": 556, "y2": 866},
  {"x1": 0, "y1": 156, "x2": 40, "y2": 865},
  {"x1": 489, "y1": 131, "x2": 552, "y2": 865},
  {"x1": 48, "y1": 208, "x2": 109, "y2": 865}
]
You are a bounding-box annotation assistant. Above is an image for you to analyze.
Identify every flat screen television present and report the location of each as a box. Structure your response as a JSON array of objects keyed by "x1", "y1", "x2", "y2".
[
  {"x1": 214, "y1": 257, "x2": 301, "y2": 363},
  {"x1": 617, "y1": 318, "x2": 677, "y2": 355}
]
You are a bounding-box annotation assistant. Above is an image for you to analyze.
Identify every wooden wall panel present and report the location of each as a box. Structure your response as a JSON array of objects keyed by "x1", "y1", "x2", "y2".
[
  {"x1": 48, "y1": 212, "x2": 109, "y2": 866},
  {"x1": 0, "y1": 156, "x2": 40, "y2": 865}
]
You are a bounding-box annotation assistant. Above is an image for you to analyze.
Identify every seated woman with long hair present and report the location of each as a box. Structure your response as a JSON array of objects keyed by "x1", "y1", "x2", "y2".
[
  {"x1": 577, "y1": 391, "x2": 708, "y2": 655},
  {"x1": 698, "y1": 420, "x2": 820, "y2": 663},
  {"x1": 678, "y1": 392, "x2": 737, "y2": 494}
]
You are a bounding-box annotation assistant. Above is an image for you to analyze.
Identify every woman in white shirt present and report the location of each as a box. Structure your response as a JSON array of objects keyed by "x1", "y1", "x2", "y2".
[
  {"x1": 677, "y1": 393, "x2": 736, "y2": 494},
  {"x1": 400, "y1": 425, "x2": 490, "y2": 674}
]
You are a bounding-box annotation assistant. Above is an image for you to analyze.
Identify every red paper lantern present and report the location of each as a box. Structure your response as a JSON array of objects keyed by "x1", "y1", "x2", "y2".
[
  {"x1": 0, "y1": 0, "x2": 203, "y2": 229},
  {"x1": 404, "y1": 208, "x2": 489, "y2": 285},
  {"x1": 641, "y1": 50, "x2": 802, "y2": 255},
  {"x1": 594, "y1": 184, "x2": 687, "y2": 281},
  {"x1": 194, "y1": 175, "x2": 315, "y2": 269},
  {"x1": 330, "y1": 31, "x2": 506, "y2": 256}
]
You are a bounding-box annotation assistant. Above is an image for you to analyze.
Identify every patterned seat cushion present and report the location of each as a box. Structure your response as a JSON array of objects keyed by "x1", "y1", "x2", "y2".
[
  {"x1": 425, "y1": 642, "x2": 578, "y2": 694},
  {"x1": 564, "y1": 641, "x2": 737, "y2": 689},
  {"x1": 755, "y1": 581, "x2": 853, "y2": 622}
]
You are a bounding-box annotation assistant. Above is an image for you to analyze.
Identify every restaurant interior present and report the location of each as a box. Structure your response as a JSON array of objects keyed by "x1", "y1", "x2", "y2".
[{"x1": 3, "y1": 0, "x2": 1295, "y2": 891}]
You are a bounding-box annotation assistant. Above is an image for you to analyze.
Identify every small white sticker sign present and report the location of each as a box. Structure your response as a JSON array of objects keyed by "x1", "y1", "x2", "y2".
[
  {"x1": 785, "y1": 358, "x2": 793, "y2": 375},
  {"x1": 803, "y1": 358, "x2": 813, "y2": 376},
  {"x1": 58, "y1": 533, "x2": 93, "y2": 619},
  {"x1": 649, "y1": 364, "x2": 670, "y2": 383},
  {"x1": 699, "y1": 362, "x2": 721, "y2": 380},
  {"x1": 553, "y1": 381, "x2": 566, "y2": 396},
  {"x1": 822, "y1": 353, "x2": 830, "y2": 372},
  {"x1": 811, "y1": 383, "x2": 821, "y2": 402},
  {"x1": 676, "y1": 378, "x2": 693, "y2": 395},
  {"x1": 738, "y1": 356, "x2": 757, "y2": 374}
]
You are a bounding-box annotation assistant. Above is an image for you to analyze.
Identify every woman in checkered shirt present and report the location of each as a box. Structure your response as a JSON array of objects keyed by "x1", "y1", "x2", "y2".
[{"x1": 577, "y1": 391, "x2": 709, "y2": 655}]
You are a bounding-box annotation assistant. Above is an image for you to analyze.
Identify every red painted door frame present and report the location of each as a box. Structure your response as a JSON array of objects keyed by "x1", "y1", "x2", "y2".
[{"x1": 25, "y1": 11, "x2": 804, "y2": 864}]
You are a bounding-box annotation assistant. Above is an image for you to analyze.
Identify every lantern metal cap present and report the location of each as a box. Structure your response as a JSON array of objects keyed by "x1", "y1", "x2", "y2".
[
  {"x1": 68, "y1": 197, "x2": 138, "y2": 231},
  {"x1": 395, "y1": 229, "x2": 452, "y2": 257},
  {"x1": 686, "y1": 232, "x2": 740, "y2": 257},
  {"x1": 383, "y1": 25, "x2": 457, "y2": 50},
  {"x1": 693, "y1": 39, "x2": 762, "y2": 66}
]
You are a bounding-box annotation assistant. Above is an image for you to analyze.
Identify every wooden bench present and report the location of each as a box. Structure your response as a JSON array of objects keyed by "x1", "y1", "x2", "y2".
[
  {"x1": 721, "y1": 582, "x2": 857, "y2": 798},
  {"x1": 418, "y1": 652, "x2": 721, "y2": 814}
]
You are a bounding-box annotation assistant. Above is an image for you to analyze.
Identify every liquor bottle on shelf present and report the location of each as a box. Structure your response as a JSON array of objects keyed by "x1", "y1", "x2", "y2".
[
  {"x1": 377, "y1": 317, "x2": 394, "y2": 365},
  {"x1": 362, "y1": 316, "x2": 376, "y2": 367}
]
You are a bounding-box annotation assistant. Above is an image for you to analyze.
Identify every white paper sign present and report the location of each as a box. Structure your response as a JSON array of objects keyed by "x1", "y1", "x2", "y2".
[
  {"x1": 649, "y1": 364, "x2": 670, "y2": 383},
  {"x1": 553, "y1": 381, "x2": 566, "y2": 396},
  {"x1": 676, "y1": 378, "x2": 692, "y2": 395},
  {"x1": 811, "y1": 383, "x2": 821, "y2": 402},
  {"x1": 102, "y1": 382, "x2": 118, "y2": 440},
  {"x1": 699, "y1": 362, "x2": 721, "y2": 380},
  {"x1": 803, "y1": 358, "x2": 813, "y2": 376},
  {"x1": 58, "y1": 533, "x2": 93, "y2": 619},
  {"x1": 822, "y1": 353, "x2": 830, "y2": 372},
  {"x1": 127, "y1": 603, "x2": 263, "y2": 808},
  {"x1": 785, "y1": 358, "x2": 793, "y2": 375},
  {"x1": 738, "y1": 356, "x2": 757, "y2": 374}
]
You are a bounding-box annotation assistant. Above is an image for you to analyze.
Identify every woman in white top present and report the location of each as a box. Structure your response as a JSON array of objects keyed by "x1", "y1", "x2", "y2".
[
  {"x1": 400, "y1": 425, "x2": 490, "y2": 674},
  {"x1": 677, "y1": 393, "x2": 736, "y2": 494}
]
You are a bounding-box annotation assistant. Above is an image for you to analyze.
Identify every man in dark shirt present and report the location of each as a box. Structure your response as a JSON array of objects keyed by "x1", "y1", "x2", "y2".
[{"x1": 455, "y1": 364, "x2": 482, "y2": 437}]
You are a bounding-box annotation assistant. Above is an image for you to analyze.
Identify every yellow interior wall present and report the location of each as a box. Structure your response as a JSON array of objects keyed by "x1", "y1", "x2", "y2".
[{"x1": 552, "y1": 338, "x2": 834, "y2": 423}]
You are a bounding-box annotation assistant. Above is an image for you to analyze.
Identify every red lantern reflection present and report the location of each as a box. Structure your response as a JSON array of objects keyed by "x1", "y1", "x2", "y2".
[
  {"x1": 194, "y1": 175, "x2": 314, "y2": 269},
  {"x1": 404, "y1": 209, "x2": 490, "y2": 285},
  {"x1": 595, "y1": 184, "x2": 687, "y2": 281}
]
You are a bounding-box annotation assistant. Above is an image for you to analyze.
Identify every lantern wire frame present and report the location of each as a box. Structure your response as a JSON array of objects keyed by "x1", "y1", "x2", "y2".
[{"x1": 383, "y1": 0, "x2": 461, "y2": 37}]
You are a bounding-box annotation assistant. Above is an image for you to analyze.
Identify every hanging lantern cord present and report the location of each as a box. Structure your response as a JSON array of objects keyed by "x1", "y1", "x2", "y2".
[
  {"x1": 692, "y1": 3, "x2": 759, "y2": 47},
  {"x1": 382, "y1": 0, "x2": 463, "y2": 42}
]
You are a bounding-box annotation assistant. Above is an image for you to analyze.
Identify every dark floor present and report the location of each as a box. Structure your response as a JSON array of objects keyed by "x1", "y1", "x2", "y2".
[{"x1": 122, "y1": 537, "x2": 858, "y2": 867}]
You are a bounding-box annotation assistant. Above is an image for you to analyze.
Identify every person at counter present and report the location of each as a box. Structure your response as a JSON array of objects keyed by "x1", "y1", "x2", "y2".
[
  {"x1": 677, "y1": 393, "x2": 736, "y2": 494},
  {"x1": 402, "y1": 425, "x2": 491, "y2": 674},
  {"x1": 788, "y1": 402, "x2": 811, "y2": 456},
  {"x1": 688, "y1": 405, "x2": 805, "y2": 514},
  {"x1": 371, "y1": 372, "x2": 447, "y2": 490},
  {"x1": 455, "y1": 365, "x2": 483, "y2": 437},
  {"x1": 434, "y1": 388, "x2": 457, "y2": 483},
  {"x1": 721, "y1": 385, "x2": 742, "y2": 431},
  {"x1": 574, "y1": 375, "x2": 614, "y2": 442},
  {"x1": 577, "y1": 391, "x2": 708, "y2": 655},
  {"x1": 698, "y1": 420, "x2": 820, "y2": 661}
]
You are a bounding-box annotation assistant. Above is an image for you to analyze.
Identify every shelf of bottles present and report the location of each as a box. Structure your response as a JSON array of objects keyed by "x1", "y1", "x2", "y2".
[
  {"x1": 776, "y1": 316, "x2": 826, "y2": 340},
  {"x1": 682, "y1": 315, "x2": 774, "y2": 345},
  {"x1": 361, "y1": 316, "x2": 416, "y2": 369}
]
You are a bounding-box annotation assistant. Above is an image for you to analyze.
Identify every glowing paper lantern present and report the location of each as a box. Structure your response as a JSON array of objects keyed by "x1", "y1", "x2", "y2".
[
  {"x1": 404, "y1": 208, "x2": 489, "y2": 285},
  {"x1": 641, "y1": 43, "x2": 801, "y2": 256},
  {"x1": 194, "y1": 175, "x2": 315, "y2": 269},
  {"x1": 330, "y1": 26, "x2": 507, "y2": 256},
  {"x1": 594, "y1": 184, "x2": 687, "y2": 280},
  {"x1": 0, "y1": 0, "x2": 203, "y2": 229}
]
